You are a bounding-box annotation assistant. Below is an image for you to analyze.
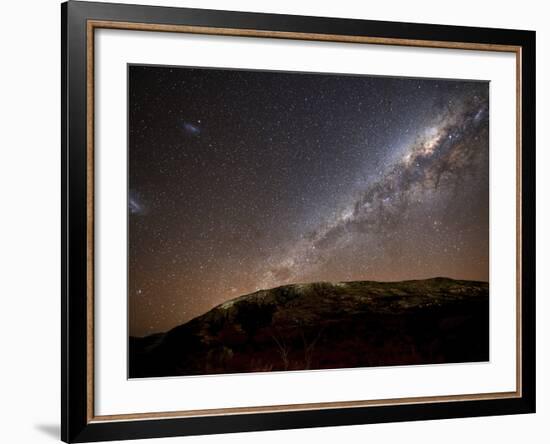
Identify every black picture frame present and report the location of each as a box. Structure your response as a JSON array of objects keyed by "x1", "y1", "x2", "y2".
[{"x1": 62, "y1": 1, "x2": 536, "y2": 442}]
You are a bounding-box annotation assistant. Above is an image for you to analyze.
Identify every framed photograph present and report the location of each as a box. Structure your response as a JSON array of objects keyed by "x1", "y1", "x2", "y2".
[{"x1": 62, "y1": 1, "x2": 536, "y2": 442}]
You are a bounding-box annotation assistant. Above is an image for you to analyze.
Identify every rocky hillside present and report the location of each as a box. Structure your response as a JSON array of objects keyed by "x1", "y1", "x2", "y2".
[{"x1": 129, "y1": 277, "x2": 489, "y2": 378}]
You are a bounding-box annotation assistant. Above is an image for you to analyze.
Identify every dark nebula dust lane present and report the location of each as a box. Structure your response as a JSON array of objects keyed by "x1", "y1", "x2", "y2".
[{"x1": 128, "y1": 65, "x2": 489, "y2": 337}]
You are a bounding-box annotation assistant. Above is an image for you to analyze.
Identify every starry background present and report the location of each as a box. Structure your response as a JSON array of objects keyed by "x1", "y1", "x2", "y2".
[{"x1": 128, "y1": 65, "x2": 489, "y2": 337}]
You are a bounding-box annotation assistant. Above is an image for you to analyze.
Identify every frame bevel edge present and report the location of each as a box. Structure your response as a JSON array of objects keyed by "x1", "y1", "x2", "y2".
[
  {"x1": 61, "y1": 2, "x2": 68, "y2": 441},
  {"x1": 63, "y1": 1, "x2": 93, "y2": 442},
  {"x1": 519, "y1": 29, "x2": 536, "y2": 414}
]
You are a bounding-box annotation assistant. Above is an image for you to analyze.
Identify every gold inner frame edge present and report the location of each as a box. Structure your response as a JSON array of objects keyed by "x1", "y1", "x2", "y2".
[{"x1": 85, "y1": 19, "x2": 523, "y2": 423}]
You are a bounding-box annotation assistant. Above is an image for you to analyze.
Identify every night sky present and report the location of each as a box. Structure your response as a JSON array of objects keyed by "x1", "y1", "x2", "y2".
[{"x1": 128, "y1": 65, "x2": 489, "y2": 337}]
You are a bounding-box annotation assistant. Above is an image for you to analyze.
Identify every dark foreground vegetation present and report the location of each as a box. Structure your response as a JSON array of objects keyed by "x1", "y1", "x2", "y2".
[{"x1": 129, "y1": 277, "x2": 489, "y2": 378}]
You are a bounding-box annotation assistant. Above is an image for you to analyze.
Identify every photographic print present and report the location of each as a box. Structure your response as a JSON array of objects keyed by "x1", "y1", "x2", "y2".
[{"x1": 128, "y1": 65, "x2": 489, "y2": 378}]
